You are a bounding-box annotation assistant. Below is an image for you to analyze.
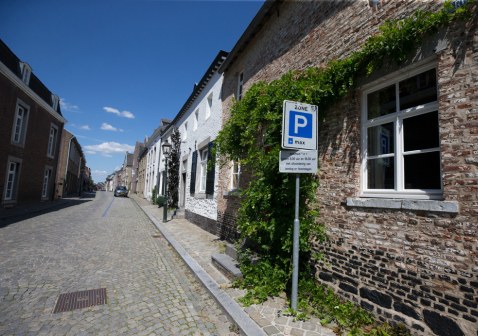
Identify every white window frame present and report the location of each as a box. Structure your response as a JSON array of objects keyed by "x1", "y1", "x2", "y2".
[
  {"x1": 3, "y1": 157, "x2": 22, "y2": 202},
  {"x1": 230, "y1": 161, "x2": 241, "y2": 191},
  {"x1": 193, "y1": 109, "x2": 199, "y2": 131},
  {"x1": 51, "y1": 94, "x2": 59, "y2": 111},
  {"x1": 361, "y1": 61, "x2": 442, "y2": 200},
  {"x1": 11, "y1": 99, "x2": 30, "y2": 146},
  {"x1": 47, "y1": 123, "x2": 59, "y2": 158},
  {"x1": 199, "y1": 148, "x2": 208, "y2": 192},
  {"x1": 19, "y1": 62, "x2": 31, "y2": 85},
  {"x1": 236, "y1": 71, "x2": 244, "y2": 101},
  {"x1": 41, "y1": 166, "x2": 53, "y2": 199},
  {"x1": 183, "y1": 122, "x2": 188, "y2": 140},
  {"x1": 206, "y1": 93, "x2": 212, "y2": 120}
]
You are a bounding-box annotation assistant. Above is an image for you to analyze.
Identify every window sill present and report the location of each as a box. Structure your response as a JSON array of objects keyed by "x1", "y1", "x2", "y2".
[
  {"x1": 195, "y1": 192, "x2": 207, "y2": 199},
  {"x1": 194, "y1": 192, "x2": 214, "y2": 200},
  {"x1": 2, "y1": 200, "x2": 17, "y2": 208},
  {"x1": 346, "y1": 197, "x2": 459, "y2": 214},
  {"x1": 223, "y1": 189, "x2": 241, "y2": 197}
]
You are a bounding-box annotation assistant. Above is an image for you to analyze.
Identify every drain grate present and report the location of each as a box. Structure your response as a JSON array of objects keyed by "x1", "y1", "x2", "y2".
[{"x1": 53, "y1": 288, "x2": 107, "y2": 313}]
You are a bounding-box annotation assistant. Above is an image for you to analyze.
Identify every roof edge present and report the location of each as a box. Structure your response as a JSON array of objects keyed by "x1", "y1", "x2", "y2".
[
  {"x1": 164, "y1": 50, "x2": 229, "y2": 134},
  {"x1": 218, "y1": 0, "x2": 280, "y2": 73}
]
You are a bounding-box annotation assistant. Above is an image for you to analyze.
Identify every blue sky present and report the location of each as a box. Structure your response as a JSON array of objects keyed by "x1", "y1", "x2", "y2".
[{"x1": 0, "y1": 0, "x2": 264, "y2": 183}]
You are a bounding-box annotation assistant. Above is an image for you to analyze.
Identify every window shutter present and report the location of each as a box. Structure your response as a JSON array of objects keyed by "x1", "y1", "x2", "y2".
[
  {"x1": 190, "y1": 150, "x2": 197, "y2": 194},
  {"x1": 205, "y1": 142, "x2": 215, "y2": 195}
]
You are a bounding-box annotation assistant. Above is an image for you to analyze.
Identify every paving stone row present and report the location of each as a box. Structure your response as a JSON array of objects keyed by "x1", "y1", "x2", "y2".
[
  {"x1": 0, "y1": 192, "x2": 235, "y2": 335},
  {"x1": 132, "y1": 194, "x2": 336, "y2": 336}
]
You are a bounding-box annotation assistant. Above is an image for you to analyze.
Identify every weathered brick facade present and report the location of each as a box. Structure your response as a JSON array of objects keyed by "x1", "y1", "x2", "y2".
[{"x1": 217, "y1": 1, "x2": 477, "y2": 335}]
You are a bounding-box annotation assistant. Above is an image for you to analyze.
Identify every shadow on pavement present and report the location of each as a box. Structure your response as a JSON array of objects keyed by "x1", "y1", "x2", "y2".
[{"x1": 0, "y1": 197, "x2": 93, "y2": 229}]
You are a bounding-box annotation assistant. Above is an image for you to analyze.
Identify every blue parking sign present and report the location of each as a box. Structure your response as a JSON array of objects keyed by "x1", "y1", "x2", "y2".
[
  {"x1": 282, "y1": 100, "x2": 318, "y2": 150},
  {"x1": 288, "y1": 111, "x2": 313, "y2": 138}
]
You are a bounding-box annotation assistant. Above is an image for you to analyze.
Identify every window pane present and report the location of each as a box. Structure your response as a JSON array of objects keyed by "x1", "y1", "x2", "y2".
[
  {"x1": 403, "y1": 111, "x2": 439, "y2": 152},
  {"x1": 404, "y1": 152, "x2": 441, "y2": 189},
  {"x1": 367, "y1": 157, "x2": 394, "y2": 189},
  {"x1": 367, "y1": 123, "x2": 394, "y2": 156},
  {"x1": 232, "y1": 174, "x2": 239, "y2": 189},
  {"x1": 399, "y1": 69, "x2": 437, "y2": 110},
  {"x1": 367, "y1": 84, "x2": 396, "y2": 119}
]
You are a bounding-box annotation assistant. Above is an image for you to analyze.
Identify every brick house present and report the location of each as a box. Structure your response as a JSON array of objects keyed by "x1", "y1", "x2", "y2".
[
  {"x1": 55, "y1": 129, "x2": 86, "y2": 198},
  {"x1": 121, "y1": 152, "x2": 133, "y2": 191},
  {"x1": 131, "y1": 141, "x2": 144, "y2": 193},
  {"x1": 216, "y1": 1, "x2": 477, "y2": 335},
  {"x1": 136, "y1": 144, "x2": 147, "y2": 195},
  {"x1": 0, "y1": 39, "x2": 65, "y2": 207},
  {"x1": 160, "y1": 51, "x2": 228, "y2": 230}
]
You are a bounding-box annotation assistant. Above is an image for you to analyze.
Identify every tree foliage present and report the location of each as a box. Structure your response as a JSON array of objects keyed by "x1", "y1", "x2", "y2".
[{"x1": 168, "y1": 128, "x2": 181, "y2": 209}]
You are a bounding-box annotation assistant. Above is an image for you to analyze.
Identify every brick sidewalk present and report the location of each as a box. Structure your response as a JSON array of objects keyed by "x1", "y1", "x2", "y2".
[{"x1": 130, "y1": 193, "x2": 336, "y2": 336}]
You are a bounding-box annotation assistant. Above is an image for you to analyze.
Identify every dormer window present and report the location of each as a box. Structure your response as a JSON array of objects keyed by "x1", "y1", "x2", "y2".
[
  {"x1": 206, "y1": 93, "x2": 212, "y2": 120},
  {"x1": 19, "y1": 62, "x2": 31, "y2": 85},
  {"x1": 236, "y1": 71, "x2": 244, "y2": 101},
  {"x1": 51, "y1": 94, "x2": 59, "y2": 111}
]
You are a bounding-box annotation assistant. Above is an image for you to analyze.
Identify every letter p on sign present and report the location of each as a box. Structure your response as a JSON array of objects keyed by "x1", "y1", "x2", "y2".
[{"x1": 289, "y1": 112, "x2": 312, "y2": 138}]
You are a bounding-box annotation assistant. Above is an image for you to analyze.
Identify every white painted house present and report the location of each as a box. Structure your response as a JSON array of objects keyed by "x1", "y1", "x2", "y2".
[
  {"x1": 144, "y1": 119, "x2": 170, "y2": 200},
  {"x1": 160, "y1": 51, "x2": 227, "y2": 231}
]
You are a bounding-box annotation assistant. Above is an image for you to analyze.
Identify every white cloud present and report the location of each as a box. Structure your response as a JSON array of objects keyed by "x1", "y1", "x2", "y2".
[
  {"x1": 79, "y1": 125, "x2": 91, "y2": 131},
  {"x1": 121, "y1": 110, "x2": 135, "y2": 119},
  {"x1": 84, "y1": 142, "x2": 134, "y2": 156},
  {"x1": 103, "y1": 106, "x2": 120, "y2": 114},
  {"x1": 101, "y1": 123, "x2": 123, "y2": 132},
  {"x1": 103, "y1": 106, "x2": 135, "y2": 119},
  {"x1": 92, "y1": 170, "x2": 108, "y2": 175},
  {"x1": 60, "y1": 98, "x2": 80, "y2": 112}
]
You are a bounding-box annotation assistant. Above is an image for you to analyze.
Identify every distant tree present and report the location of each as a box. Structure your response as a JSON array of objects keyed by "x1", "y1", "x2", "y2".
[{"x1": 168, "y1": 128, "x2": 181, "y2": 208}]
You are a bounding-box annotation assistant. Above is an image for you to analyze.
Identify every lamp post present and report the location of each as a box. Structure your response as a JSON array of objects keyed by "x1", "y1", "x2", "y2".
[{"x1": 162, "y1": 139, "x2": 172, "y2": 222}]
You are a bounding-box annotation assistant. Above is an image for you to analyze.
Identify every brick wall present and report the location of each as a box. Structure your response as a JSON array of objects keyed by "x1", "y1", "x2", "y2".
[
  {"x1": 0, "y1": 73, "x2": 63, "y2": 205},
  {"x1": 218, "y1": 1, "x2": 477, "y2": 335}
]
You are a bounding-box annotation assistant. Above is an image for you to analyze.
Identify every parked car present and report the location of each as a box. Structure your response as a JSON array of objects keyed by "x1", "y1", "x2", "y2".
[{"x1": 114, "y1": 186, "x2": 128, "y2": 197}]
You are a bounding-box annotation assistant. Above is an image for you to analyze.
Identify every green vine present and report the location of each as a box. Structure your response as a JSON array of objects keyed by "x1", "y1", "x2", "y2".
[{"x1": 216, "y1": 1, "x2": 474, "y2": 334}]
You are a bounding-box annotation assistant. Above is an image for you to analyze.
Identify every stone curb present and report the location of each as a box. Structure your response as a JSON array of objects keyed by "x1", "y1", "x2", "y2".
[{"x1": 138, "y1": 204, "x2": 267, "y2": 336}]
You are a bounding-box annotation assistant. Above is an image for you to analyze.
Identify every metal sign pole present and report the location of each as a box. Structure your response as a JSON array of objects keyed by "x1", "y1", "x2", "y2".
[
  {"x1": 281, "y1": 99, "x2": 318, "y2": 312},
  {"x1": 291, "y1": 173, "x2": 300, "y2": 311}
]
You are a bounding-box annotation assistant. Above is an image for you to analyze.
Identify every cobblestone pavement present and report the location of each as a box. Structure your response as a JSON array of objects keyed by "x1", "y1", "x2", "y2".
[
  {"x1": 132, "y1": 195, "x2": 336, "y2": 336},
  {"x1": 0, "y1": 191, "x2": 236, "y2": 336}
]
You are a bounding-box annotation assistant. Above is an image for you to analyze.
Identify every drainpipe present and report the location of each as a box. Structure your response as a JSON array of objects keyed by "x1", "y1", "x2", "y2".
[{"x1": 64, "y1": 135, "x2": 75, "y2": 197}]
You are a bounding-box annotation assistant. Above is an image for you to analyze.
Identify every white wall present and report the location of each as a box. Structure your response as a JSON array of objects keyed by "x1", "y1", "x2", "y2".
[
  {"x1": 173, "y1": 72, "x2": 223, "y2": 220},
  {"x1": 144, "y1": 137, "x2": 161, "y2": 200}
]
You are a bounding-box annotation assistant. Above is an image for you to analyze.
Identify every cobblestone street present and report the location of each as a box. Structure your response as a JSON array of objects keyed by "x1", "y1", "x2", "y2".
[{"x1": 0, "y1": 192, "x2": 234, "y2": 336}]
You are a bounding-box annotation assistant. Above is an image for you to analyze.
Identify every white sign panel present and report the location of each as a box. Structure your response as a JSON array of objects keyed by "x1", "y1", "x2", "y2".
[
  {"x1": 282, "y1": 100, "x2": 318, "y2": 150},
  {"x1": 279, "y1": 150, "x2": 318, "y2": 174}
]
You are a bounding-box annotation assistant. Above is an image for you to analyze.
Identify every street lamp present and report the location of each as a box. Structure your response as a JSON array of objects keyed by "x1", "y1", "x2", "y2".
[{"x1": 162, "y1": 139, "x2": 172, "y2": 222}]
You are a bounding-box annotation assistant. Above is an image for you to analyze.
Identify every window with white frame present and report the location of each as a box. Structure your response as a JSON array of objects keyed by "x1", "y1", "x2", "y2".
[
  {"x1": 236, "y1": 71, "x2": 244, "y2": 101},
  {"x1": 41, "y1": 167, "x2": 53, "y2": 198},
  {"x1": 4, "y1": 158, "x2": 21, "y2": 201},
  {"x1": 362, "y1": 63, "x2": 441, "y2": 199},
  {"x1": 199, "y1": 148, "x2": 208, "y2": 192},
  {"x1": 230, "y1": 161, "x2": 241, "y2": 190},
  {"x1": 11, "y1": 100, "x2": 29, "y2": 146},
  {"x1": 194, "y1": 109, "x2": 199, "y2": 131},
  {"x1": 47, "y1": 124, "x2": 59, "y2": 158},
  {"x1": 19, "y1": 62, "x2": 31, "y2": 85},
  {"x1": 184, "y1": 122, "x2": 188, "y2": 140},
  {"x1": 206, "y1": 93, "x2": 212, "y2": 119},
  {"x1": 51, "y1": 94, "x2": 59, "y2": 111}
]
